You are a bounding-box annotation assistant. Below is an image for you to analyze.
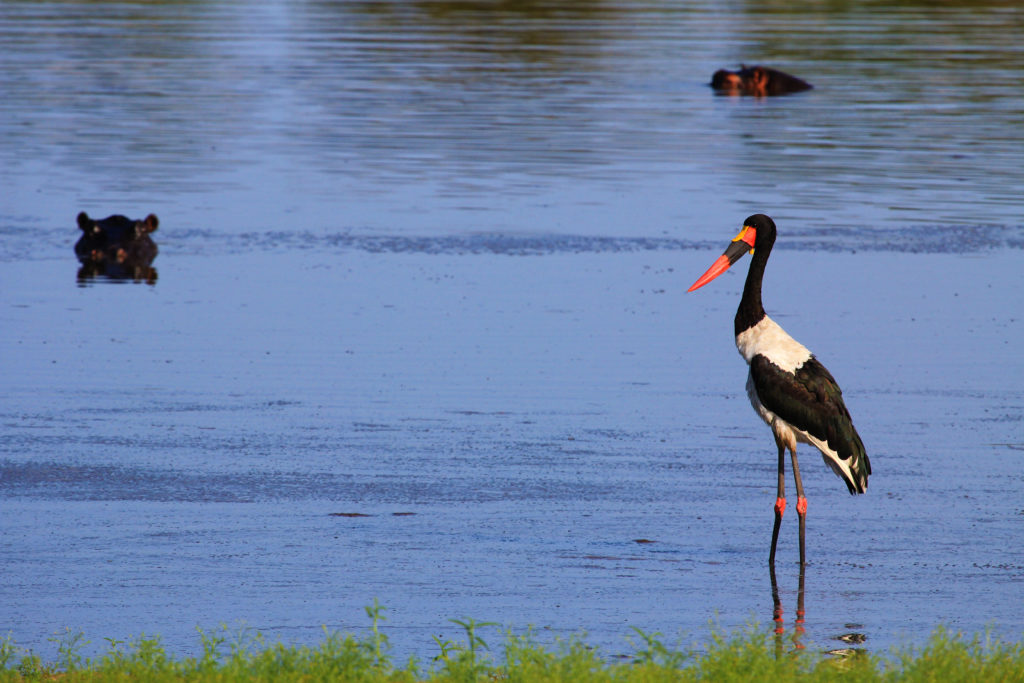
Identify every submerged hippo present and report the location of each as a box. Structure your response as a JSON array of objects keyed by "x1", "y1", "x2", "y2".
[
  {"x1": 75, "y1": 211, "x2": 159, "y2": 283},
  {"x1": 710, "y1": 65, "x2": 812, "y2": 97}
]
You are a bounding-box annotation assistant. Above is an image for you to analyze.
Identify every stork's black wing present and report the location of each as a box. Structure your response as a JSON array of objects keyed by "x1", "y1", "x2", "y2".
[{"x1": 750, "y1": 354, "x2": 871, "y2": 490}]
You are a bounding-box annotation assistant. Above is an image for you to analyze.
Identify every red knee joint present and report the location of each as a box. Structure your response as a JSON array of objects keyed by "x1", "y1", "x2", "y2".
[
  {"x1": 796, "y1": 497, "x2": 807, "y2": 515},
  {"x1": 774, "y1": 497, "x2": 786, "y2": 516}
]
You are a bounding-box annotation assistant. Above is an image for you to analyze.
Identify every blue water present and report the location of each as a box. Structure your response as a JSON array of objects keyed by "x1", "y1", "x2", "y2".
[{"x1": 1, "y1": 0, "x2": 1022, "y2": 665}]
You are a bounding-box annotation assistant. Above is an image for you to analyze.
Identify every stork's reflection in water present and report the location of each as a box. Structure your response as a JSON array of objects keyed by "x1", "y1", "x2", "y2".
[
  {"x1": 770, "y1": 563, "x2": 870, "y2": 658},
  {"x1": 770, "y1": 562, "x2": 806, "y2": 657}
]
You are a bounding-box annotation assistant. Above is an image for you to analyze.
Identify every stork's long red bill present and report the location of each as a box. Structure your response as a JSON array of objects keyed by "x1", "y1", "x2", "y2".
[
  {"x1": 688, "y1": 254, "x2": 732, "y2": 292},
  {"x1": 687, "y1": 225, "x2": 758, "y2": 292}
]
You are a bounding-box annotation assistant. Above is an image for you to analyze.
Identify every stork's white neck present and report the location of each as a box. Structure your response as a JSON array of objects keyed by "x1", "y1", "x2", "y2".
[{"x1": 735, "y1": 315, "x2": 812, "y2": 373}]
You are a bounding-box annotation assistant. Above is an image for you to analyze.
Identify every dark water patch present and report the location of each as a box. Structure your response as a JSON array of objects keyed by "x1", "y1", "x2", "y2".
[
  {"x1": 163, "y1": 229, "x2": 708, "y2": 257},
  {"x1": 0, "y1": 459, "x2": 642, "y2": 505},
  {"x1": 175, "y1": 224, "x2": 1024, "y2": 256},
  {"x1": 3, "y1": 222, "x2": 1023, "y2": 264},
  {"x1": 447, "y1": 410, "x2": 514, "y2": 416},
  {"x1": 70, "y1": 399, "x2": 292, "y2": 415},
  {"x1": 328, "y1": 511, "x2": 418, "y2": 518},
  {"x1": 582, "y1": 428, "x2": 647, "y2": 440},
  {"x1": 786, "y1": 223, "x2": 1024, "y2": 254},
  {"x1": 352, "y1": 422, "x2": 400, "y2": 432}
]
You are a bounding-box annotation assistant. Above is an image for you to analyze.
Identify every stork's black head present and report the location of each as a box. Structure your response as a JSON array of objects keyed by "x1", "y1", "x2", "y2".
[
  {"x1": 742, "y1": 214, "x2": 777, "y2": 253},
  {"x1": 688, "y1": 214, "x2": 778, "y2": 292}
]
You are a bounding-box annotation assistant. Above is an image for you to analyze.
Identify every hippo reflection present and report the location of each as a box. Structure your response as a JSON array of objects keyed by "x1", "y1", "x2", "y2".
[
  {"x1": 710, "y1": 65, "x2": 812, "y2": 97},
  {"x1": 75, "y1": 212, "x2": 159, "y2": 284}
]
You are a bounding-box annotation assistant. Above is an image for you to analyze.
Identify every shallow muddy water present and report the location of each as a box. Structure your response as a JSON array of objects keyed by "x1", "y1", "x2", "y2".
[{"x1": 1, "y1": 0, "x2": 1023, "y2": 664}]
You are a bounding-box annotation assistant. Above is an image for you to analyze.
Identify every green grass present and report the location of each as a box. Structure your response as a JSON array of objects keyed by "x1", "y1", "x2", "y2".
[{"x1": 2, "y1": 603, "x2": 1022, "y2": 682}]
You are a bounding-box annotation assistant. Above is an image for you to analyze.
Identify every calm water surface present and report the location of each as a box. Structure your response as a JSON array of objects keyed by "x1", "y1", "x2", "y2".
[
  {"x1": 1, "y1": 0, "x2": 1023, "y2": 664},
  {"x1": 3, "y1": 0, "x2": 1024, "y2": 238}
]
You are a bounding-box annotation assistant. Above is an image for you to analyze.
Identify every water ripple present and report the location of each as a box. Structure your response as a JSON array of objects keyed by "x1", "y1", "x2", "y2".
[{"x1": 155, "y1": 223, "x2": 1024, "y2": 256}]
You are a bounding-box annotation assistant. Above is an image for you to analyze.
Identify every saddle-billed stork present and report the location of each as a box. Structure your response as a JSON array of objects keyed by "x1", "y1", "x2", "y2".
[{"x1": 688, "y1": 214, "x2": 870, "y2": 565}]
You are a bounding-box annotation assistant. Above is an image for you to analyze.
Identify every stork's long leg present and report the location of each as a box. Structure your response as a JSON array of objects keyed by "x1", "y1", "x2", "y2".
[
  {"x1": 790, "y1": 446, "x2": 807, "y2": 566},
  {"x1": 769, "y1": 437, "x2": 786, "y2": 565}
]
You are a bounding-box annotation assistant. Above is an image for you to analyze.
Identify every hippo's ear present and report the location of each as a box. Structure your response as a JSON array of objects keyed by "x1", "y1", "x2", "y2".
[
  {"x1": 142, "y1": 214, "x2": 159, "y2": 234},
  {"x1": 77, "y1": 212, "x2": 92, "y2": 232}
]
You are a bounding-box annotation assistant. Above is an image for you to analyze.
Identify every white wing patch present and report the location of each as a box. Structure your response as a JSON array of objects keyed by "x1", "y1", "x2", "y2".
[{"x1": 735, "y1": 315, "x2": 812, "y2": 373}]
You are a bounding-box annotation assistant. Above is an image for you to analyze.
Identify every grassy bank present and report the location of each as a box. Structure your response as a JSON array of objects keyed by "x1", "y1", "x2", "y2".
[{"x1": 2, "y1": 605, "x2": 1022, "y2": 682}]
